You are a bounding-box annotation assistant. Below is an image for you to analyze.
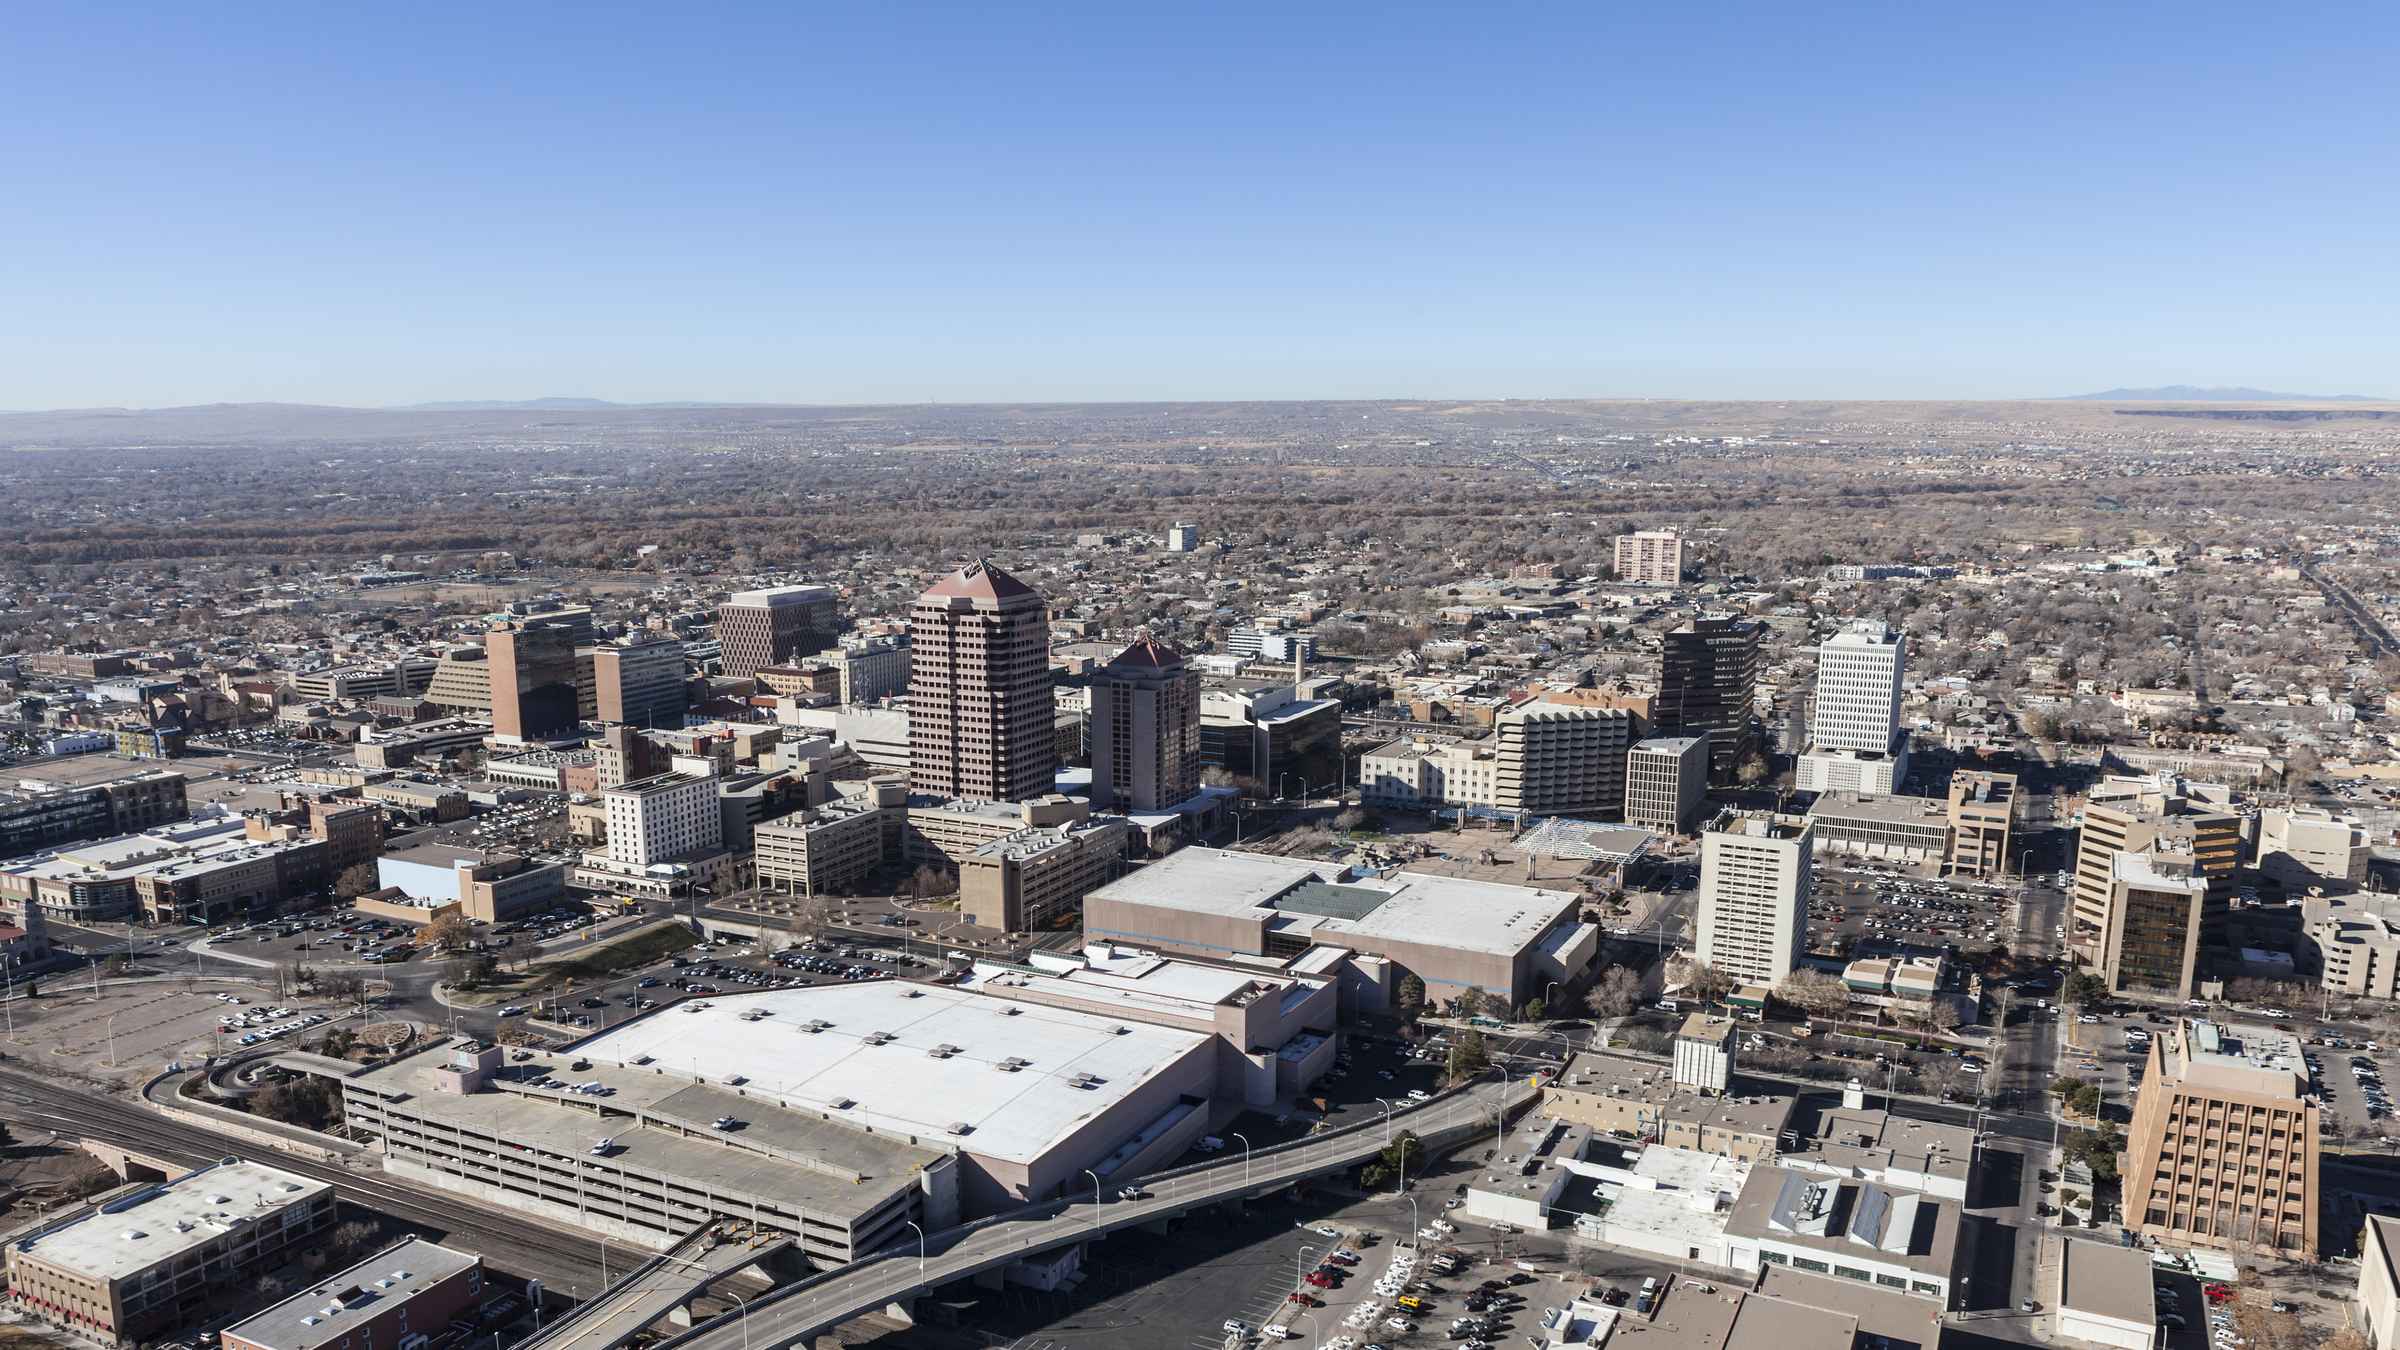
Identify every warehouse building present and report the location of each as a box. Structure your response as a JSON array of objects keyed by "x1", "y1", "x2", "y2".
[{"x1": 217, "y1": 1240, "x2": 482, "y2": 1350}]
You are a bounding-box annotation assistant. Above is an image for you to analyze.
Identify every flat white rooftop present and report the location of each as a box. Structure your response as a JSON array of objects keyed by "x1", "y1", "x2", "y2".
[
  {"x1": 16, "y1": 1159, "x2": 328, "y2": 1281},
  {"x1": 1087, "y1": 848, "x2": 1577, "y2": 959},
  {"x1": 727, "y1": 584, "x2": 832, "y2": 607},
  {"x1": 575, "y1": 982, "x2": 1211, "y2": 1166}
]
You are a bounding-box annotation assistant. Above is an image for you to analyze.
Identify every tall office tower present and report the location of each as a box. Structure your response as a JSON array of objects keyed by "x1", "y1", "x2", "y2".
[
  {"x1": 486, "y1": 620, "x2": 580, "y2": 741},
  {"x1": 908, "y1": 560, "x2": 1058, "y2": 802},
  {"x1": 1807, "y1": 621, "x2": 1904, "y2": 752},
  {"x1": 1626, "y1": 735, "x2": 1709, "y2": 835},
  {"x1": 2069, "y1": 775, "x2": 2241, "y2": 970},
  {"x1": 716, "y1": 584, "x2": 840, "y2": 679},
  {"x1": 1492, "y1": 700, "x2": 1637, "y2": 818},
  {"x1": 836, "y1": 634, "x2": 912, "y2": 705},
  {"x1": 1090, "y1": 638, "x2": 1201, "y2": 812},
  {"x1": 1795, "y1": 619, "x2": 1910, "y2": 793},
  {"x1": 2123, "y1": 1019, "x2": 2319, "y2": 1258},
  {"x1": 1657, "y1": 614, "x2": 1762, "y2": 786},
  {"x1": 590, "y1": 636, "x2": 689, "y2": 728},
  {"x1": 2100, "y1": 851, "x2": 2213, "y2": 1000},
  {"x1": 1613, "y1": 530, "x2": 1685, "y2": 586},
  {"x1": 1695, "y1": 811, "x2": 1812, "y2": 986}
]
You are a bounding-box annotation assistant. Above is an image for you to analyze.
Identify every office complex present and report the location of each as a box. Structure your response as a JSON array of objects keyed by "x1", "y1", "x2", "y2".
[
  {"x1": 959, "y1": 815, "x2": 1132, "y2": 933},
  {"x1": 2070, "y1": 775, "x2": 2239, "y2": 975},
  {"x1": 717, "y1": 584, "x2": 840, "y2": 679},
  {"x1": 1795, "y1": 620, "x2": 1908, "y2": 794},
  {"x1": 1626, "y1": 736, "x2": 1708, "y2": 834},
  {"x1": 587, "y1": 636, "x2": 689, "y2": 728},
  {"x1": 834, "y1": 633, "x2": 911, "y2": 705},
  {"x1": 1658, "y1": 615, "x2": 1761, "y2": 785},
  {"x1": 1613, "y1": 530, "x2": 1684, "y2": 586},
  {"x1": 1696, "y1": 812, "x2": 1812, "y2": 986},
  {"x1": 1803, "y1": 792, "x2": 1951, "y2": 864},
  {"x1": 753, "y1": 793, "x2": 889, "y2": 899},
  {"x1": 0, "y1": 767, "x2": 188, "y2": 858},
  {"x1": 2099, "y1": 851, "x2": 2212, "y2": 1000},
  {"x1": 374, "y1": 843, "x2": 568, "y2": 923},
  {"x1": 2122, "y1": 1019, "x2": 2319, "y2": 1258},
  {"x1": 289, "y1": 658, "x2": 439, "y2": 702},
  {"x1": 1492, "y1": 699, "x2": 1637, "y2": 818},
  {"x1": 2302, "y1": 892, "x2": 2400, "y2": 999},
  {"x1": 1944, "y1": 770, "x2": 2016, "y2": 878},
  {"x1": 5, "y1": 1159, "x2": 334, "y2": 1344},
  {"x1": 1082, "y1": 847, "x2": 1594, "y2": 1009},
  {"x1": 1198, "y1": 681, "x2": 1342, "y2": 797},
  {"x1": 421, "y1": 646, "x2": 494, "y2": 718},
  {"x1": 2256, "y1": 805, "x2": 2371, "y2": 894},
  {"x1": 600, "y1": 770, "x2": 722, "y2": 867},
  {"x1": 1089, "y1": 638, "x2": 1201, "y2": 812},
  {"x1": 485, "y1": 620, "x2": 581, "y2": 741},
  {"x1": 908, "y1": 561, "x2": 1057, "y2": 803},
  {"x1": 1357, "y1": 735, "x2": 1500, "y2": 810},
  {"x1": 218, "y1": 1241, "x2": 482, "y2": 1350}
]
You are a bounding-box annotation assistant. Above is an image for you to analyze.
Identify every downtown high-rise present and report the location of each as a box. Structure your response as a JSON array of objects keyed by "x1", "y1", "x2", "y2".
[{"x1": 908, "y1": 560, "x2": 1058, "y2": 802}]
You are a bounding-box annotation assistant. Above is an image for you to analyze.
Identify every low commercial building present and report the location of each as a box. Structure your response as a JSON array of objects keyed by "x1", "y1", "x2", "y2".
[
  {"x1": 5, "y1": 1159, "x2": 335, "y2": 1345},
  {"x1": 2055, "y1": 1238, "x2": 2161, "y2": 1350},
  {"x1": 0, "y1": 812, "x2": 329, "y2": 925},
  {"x1": 958, "y1": 816, "x2": 1130, "y2": 934},
  {"x1": 1723, "y1": 1165, "x2": 1961, "y2": 1302},
  {"x1": 374, "y1": 844, "x2": 566, "y2": 923},
  {"x1": 1356, "y1": 735, "x2": 1499, "y2": 811},
  {"x1": 1082, "y1": 847, "x2": 1593, "y2": 1010},
  {"x1": 1794, "y1": 746, "x2": 1906, "y2": 796},
  {"x1": 358, "y1": 779, "x2": 469, "y2": 823},
  {"x1": 1776, "y1": 1103, "x2": 1973, "y2": 1202},
  {"x1": 1945, "y1": 770, "x2": 2015, "y2": 878},
  {"x1": 2122, "y1": 1019, "x2": 2318, "y2": 1258},
  {"x1": 218, "y1": 1240, "x2": 482, "y2": 1350},
  {"x1": 2309, "y1": 892, "x2": 2400, "y2": 999},
  {"x1": 1540, "y1": 1052, "x2": 1793, "y2": 1161},
  {"x1": 1463, "y1": 1117, "x2": 1591, "y2": 1228},
  {"x1": 0, "y1": 767, "x2": 189, "y2": 859},
  {"x1": 1839, "y1": 955, "x2": 1946, "y2": 1009},
  {"x1": 1802, "y1": 793, "x2": 1949, "y2": 865}
]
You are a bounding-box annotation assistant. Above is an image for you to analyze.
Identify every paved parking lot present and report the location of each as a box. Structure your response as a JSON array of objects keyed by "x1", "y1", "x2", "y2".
[
  {"x1": 0, "y1": 983, "x2": 337, "y2": 1082},
  {"x1": 1807, "y1": 862, "x2": 2021, "y2": 953}
]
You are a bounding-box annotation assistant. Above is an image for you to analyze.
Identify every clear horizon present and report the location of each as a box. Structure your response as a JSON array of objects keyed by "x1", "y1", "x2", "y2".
[{"x1": 4, "y1": 2, "x2": 2394, "y2": 408}]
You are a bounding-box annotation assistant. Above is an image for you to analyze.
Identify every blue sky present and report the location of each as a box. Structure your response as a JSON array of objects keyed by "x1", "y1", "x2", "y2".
[{"x1": 3, "y1": 2, "x2": 2394, "y2": 406}]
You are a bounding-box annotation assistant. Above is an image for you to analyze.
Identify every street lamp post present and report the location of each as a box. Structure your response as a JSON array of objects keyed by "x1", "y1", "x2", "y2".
[
  {"x1": 1295, "y1": 1243, "x2": 1314, "y2": 1291},
  {"x1": 1084, "y1": 1169, "x2": 1103, "y2": 1225},
  {"x1": 1232, "y1": 1132, "x2": 1252, "y2": 1190},
  {"x1": 904, "y1": 1219, "x2": 926, "y2": 1286},
  {"x1": 1375, "y1": 1098, "x2": 1394, "y2": 1145},
  {"x1": 105, "y1": 1012, "x2": 117, "y2": 1068}
]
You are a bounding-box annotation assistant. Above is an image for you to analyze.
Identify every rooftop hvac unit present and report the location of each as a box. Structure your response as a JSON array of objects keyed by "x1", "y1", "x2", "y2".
[
  {"x1": 1111, "y1": 1025, "x2": 1131, "y2": 1035},
  {"x1": 997, "y1": 1056, "x2": 1031, "y2": 1072},
  {"x1": 929, "y1": 1044, "x2": 961, "y2": 1059},
  {"x1": 831, "y1": 1096, "x2": 856, "y2": 1110},
  {"x1": 863, "y1": 1031, "x2": 896, "y2": 1046},
  {"x1": 904, "y1": 989, "x2": 926, "y2": 998},
  {"x1": 949, "y1": 1121, "x2": 973, "y2": 1135},
  {"x1": 1002, "y1": 1007, "x2": 1024, "y2": 1016},
  {"x1": 801, "y1": 1019, "x2": 833, "y2": 1033}
]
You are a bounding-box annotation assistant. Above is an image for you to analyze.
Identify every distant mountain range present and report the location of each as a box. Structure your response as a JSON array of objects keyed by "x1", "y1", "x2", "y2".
[
  {"x1": 2063, "y1": 385, "x2": 2388, "y2": 402},
  {"x1": 389, "y1": 397, "x2": 760, "y2": 411}
]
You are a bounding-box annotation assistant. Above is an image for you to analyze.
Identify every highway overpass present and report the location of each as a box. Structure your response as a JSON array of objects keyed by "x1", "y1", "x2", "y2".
[{"x1": 655, "y1": 1077, "x2": 1538, "y2": 1350}]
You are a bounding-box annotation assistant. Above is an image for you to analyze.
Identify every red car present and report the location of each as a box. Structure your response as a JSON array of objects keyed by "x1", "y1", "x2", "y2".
[{"x1": 1305, "y1": 1272, "x2": 1334, "y2": 1288}]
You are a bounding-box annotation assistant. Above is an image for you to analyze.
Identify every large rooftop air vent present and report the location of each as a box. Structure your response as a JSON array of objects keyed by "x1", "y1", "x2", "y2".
[
  {"x1": 831, "y1": 1096, "x2": 856, "y2": 1110},
  {"x1": 949, "y1": 1122, "x2": 973, "y2": 1135},
  {"x1": 904, "y1": 989, "x2": 926, "y2": 998},
  {"x1": 863, "y1": 1031, "x2": 896, "y2": 1046},
  {"x1": 996, "y1": 1056, "x2": 1031, "y2": 1072},
  {"x1": 929, "y1": 1044, "x2": 961, "y2": 1059},
  {"x1": 800, "y1": 1019, "x2": 833, "y2": 1033},
  {"x1": 1002, "y1": 1007, "x2": 1024, "y2": 1016}
]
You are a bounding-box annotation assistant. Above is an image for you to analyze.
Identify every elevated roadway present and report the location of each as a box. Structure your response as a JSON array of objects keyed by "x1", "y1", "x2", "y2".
[
  {"x1": 659, "y1": 1076, "x2": 1538, "y2": 1350},
  {"x1": 515, "y1": 1225, "x2": 792, "y2": 1350}
]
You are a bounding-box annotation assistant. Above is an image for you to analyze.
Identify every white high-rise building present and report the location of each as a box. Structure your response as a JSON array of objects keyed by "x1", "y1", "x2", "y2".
[
  {"x1": 1809, "y1": 620, "x2": 1905, "y2": 753},
  {"x1": 1695, "y1": 812, "x2": 1812, "y2": 987},
  {"x1": 602, "y1": 767, "x2": 722, "y2": 867},
  {"x1": 1797, "y1": 620, "x2": 1908, "y2": 794}
]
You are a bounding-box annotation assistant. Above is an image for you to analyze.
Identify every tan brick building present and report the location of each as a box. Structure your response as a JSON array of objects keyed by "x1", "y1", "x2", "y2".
[{"x1": 2122, "y1": 1019, "x2": 2319, "y2": 1258}]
